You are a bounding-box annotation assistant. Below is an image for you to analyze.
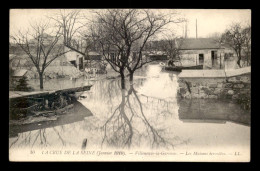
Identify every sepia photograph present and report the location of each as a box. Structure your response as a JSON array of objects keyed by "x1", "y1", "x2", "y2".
[{"x1": 9, "y1": 8, "x2": 251, "y2": 162}]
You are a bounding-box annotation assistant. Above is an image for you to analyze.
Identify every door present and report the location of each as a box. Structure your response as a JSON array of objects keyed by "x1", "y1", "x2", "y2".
[
  {"x1": 199, "y1": 54, "x2": 204, "y2": 65},
  {"x1": 211, "y1": 51, "x2": 217, "y2": 67},
  {"x1": 79, "y1": 57, "x2": 83, "y2": 70}
]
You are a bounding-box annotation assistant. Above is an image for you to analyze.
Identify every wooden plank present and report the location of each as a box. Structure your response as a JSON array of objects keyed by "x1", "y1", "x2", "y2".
[{"x1": 9, "y1": 85, "x2": 92, "y2": 99}]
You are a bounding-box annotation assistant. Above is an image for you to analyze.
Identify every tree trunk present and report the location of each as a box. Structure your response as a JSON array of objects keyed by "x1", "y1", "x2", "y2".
[
  {"x1": 129, "y1": 72, "x2": 134, "y2": 85},
  {"x1": 246, "y1": 52, "x2": 250, "y2": 66},
  {"x1": 235, "y1": 50, "x2": 242, "y2": 68},
  {"x1": 237, "y1": 53, "x2": 242, "y2": 68},
  {"x1": 120, "y1": 70, "x2": 125, "y2": 89},
  {"x1": 39, "y1": 72, "x2": 44, "y2": 90}
]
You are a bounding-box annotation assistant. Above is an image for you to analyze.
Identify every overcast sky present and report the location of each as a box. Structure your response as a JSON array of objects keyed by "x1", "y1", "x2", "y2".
[{"x1": 10, "y1": 9, "x2": 251, "y2": 39}]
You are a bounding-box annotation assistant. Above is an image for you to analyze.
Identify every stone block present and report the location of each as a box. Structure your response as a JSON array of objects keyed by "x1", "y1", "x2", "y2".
[
  {"x1": 228, "y1": 77, "x2": 239, "y2": 83},
  {"x1": 191, "y1": 94, "x2": 200, "y2": 98},
  {"x1": 199, "y1": 89, "x2": 205, "y2": 94},
  {"x1": 209, "y1": 83, "x2": 218, "y2": 88},
  {"x1": 244, "y1": 83, "x2": 251, "y2": 89},
  {"x1": 213, "y1": 88, "x2": 222, "y2": 95},
  {"x1": 191, "y1": 82, "x2": 197, "y2": 87},
  {"x1": 201, "y1": 87, "x2": 213, "y2": 95},
  {"x1": 232, "y1": 94, "x2": 239, "y2": 100},
  {"x1": 240, "y1": 76, "x2": 250, "y2": 83},
  {"x1": 179, "y1": 87, "x2": 187, "y2": 94},
  {"x1": 190, "y1": 87, "x2": 199, "y2": 94},
  {"x1": 200, "y1": 81, "x2": 208, "y2": 86},
  {"x1": 233, "y1": 84, "x2": 244, "y2": 89},
  {"x1": 199, "y1": 93, "x2": 208, "y2": 98},
  {"x1": 225, "y1": 94, "x2": 233, "y2": 99},
  {"x1": 224, "y1": 83, "x2": 233, "y2": 88},
  {"x1": 236, "y1": 76, "x2": 241, "y2": 80},
  {"x1": 217, "y1": 83, "x2": 223, "y2": 88},
  {"x1": 184, "y1": 93, "x2": 191, "y2": 99},
  {"x1": 186, "y1": 81, "x2": 192, "y2": 88},
  {"x1": 228, "y1": 90, "x2": 234, "y2": 95},
  {"x1": 239, "y1": 89, "x2": 250, "y2": 94},
  {"x1": 178, "y1": 82, "x2": 186, "y2": 88},
  {"x1": 208, "y1": 95, "x2": 218, "y2": 98}
]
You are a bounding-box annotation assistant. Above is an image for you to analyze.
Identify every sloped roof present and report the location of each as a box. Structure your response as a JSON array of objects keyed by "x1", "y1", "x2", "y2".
[
  {"x1": 177, "y1": 38, "x2": 222, "y2": 50},
  {"x1": 12, "y1": 69, "x2": 28, "y2": 77}
]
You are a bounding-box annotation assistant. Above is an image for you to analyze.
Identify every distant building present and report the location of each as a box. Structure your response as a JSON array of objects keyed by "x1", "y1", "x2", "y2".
[
  {"x1": 9, "y1": 69, "x2": 29, "y2": 90},
  {"x1": 64, "y1": 46, "x2": 104, "y2": 71},
  {"x1": 176, "y1": 38, "x2": 225, "y2": 68},
  {"x1": 12, "y1": 69, "x2": 28, "y2": 78},
  {"x1": 145, "y1": 51, "x2": 168, "y2": 61}
]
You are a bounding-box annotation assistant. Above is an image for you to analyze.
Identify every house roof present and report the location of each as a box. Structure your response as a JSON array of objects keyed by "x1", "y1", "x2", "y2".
[
  {"x1": 177, "y1": 38, "x2": 222, "y2": 50},
  {"x1": 12, "y1": 69, "x2": 28, "y2": 77}
]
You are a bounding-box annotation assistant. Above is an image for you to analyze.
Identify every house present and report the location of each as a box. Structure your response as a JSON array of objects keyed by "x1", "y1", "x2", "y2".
[
  {"x1": 9, "y1": 41, "x2": 68, "y2": 70},
  {"x1": 176, "y1": 38, "x2": 225, "y2": 68},
  {"x1": 12, "y1": 69, "x2": 28, "y2": 78},
  {"x1": 9, "y1": 69, "x2": 30, "y2": 90},
  {"x1": 64, "y1": 46, "x2": 104, "y2": 71},
  {"x1": 145, "y1": 51, "x2": 168, "y2": 61}
]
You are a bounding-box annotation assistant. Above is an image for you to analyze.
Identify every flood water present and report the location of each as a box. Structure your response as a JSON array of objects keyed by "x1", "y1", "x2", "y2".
[{"x1": 9, "y1": 63, "x2": 250, "y2": 161}]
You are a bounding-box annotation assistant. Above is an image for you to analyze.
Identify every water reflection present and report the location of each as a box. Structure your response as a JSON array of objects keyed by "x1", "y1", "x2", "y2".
[
  {"x1": 178, "y1": 99, "x2": 250, "y2": 126},
  {"x1": 9, "y1": 101, "x2": 93, "y2": 138},
  {"x1": 100, "y1": 84, "x2": 187, "y2": 150},
  {"x1": 9, "y1": 64, "x2": 250, "y2": 152}
]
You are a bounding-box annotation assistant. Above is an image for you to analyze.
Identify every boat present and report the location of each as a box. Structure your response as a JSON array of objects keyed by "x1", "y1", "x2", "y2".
[
  {"x1": 159, "y1": 62, "x2": 166, "y2": 67},
  {"x1": 164, "y1": 65, "x2": 203, "y2": 72}
]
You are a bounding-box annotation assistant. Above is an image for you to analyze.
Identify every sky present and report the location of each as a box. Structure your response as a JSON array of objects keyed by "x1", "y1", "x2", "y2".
[
  {"x1": 177, "y1": 9, "x2": 251, "y2": 38},
  {"x1": 10, "y1": 9, "x2": 251, "y2": 39}
]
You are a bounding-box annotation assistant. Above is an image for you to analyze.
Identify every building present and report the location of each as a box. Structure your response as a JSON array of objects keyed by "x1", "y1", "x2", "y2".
[
  {"x1": 176, "y1": 38, "x2": 225, "y2": 68},
  {"x1": 9, "y1": 69, "x2": 30, "y2": 90},
  {"x1": 145, "y1": 51, "x2": 168, "y2": 61},
  {"x1": 64, "y1": 46, "x2": 104, "y2": 71},
  {"x1": 9, "y1": 39, "x2": 68, "y2": 70}
]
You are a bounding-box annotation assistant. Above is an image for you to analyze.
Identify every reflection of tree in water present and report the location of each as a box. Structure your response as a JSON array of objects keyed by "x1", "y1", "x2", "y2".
[
  {"x1": 101, "y1": 84, "x2": 190, "y2": 150},
  {"x1": 9, "y1": 78, "x2": 190, "y2": 150},
  {"x1": 9, "y1": 124, "x2": 76, "y2": 149}
]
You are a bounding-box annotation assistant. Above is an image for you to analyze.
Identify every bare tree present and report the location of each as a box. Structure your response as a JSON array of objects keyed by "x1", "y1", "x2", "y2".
[
  {"x1": 11, "y1": 20, "x2": 70, "y2": 89},
  {"x1": 221, "y1": 23, "x2": 250, "y2": 68},
  {"x1": 154, "y1": 33, "x2": 185, "y2": 66},
  {"x1": 242, "y1": 25, "x2": 251, "y2": 66},
  {"x1": 49, "y1": 10, "x2": 98, "y2": 70},
  {"x1": 90, "y1": 9, "x2": 185, "y2": 87}
]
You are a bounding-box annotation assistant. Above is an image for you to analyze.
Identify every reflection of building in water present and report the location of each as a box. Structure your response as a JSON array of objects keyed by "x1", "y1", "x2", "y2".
[
  {"x1": 9, "y1": 101, "x2": 93, "y2": 138},
  {"x1": 178, "y1": 99, "x2": 250, "y2": 126}
]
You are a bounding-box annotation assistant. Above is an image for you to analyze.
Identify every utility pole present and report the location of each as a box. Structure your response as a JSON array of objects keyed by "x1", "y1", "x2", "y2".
[
  {"x1": 185, "y1": 21, "x2": 187, "y2": 38},
  {"x1": 182, "y1": 23, "x2": 185, "y2": 38},
  {"x1": 196, "y1": 19, "x2": 198, "y2": 39}
]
